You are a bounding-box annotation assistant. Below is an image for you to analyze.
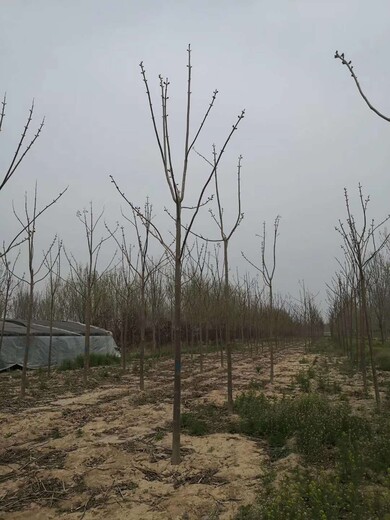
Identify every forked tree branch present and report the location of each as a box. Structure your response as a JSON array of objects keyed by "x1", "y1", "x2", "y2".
[
  {"x1": 109, "y1": 175, "x2": 175, "y2": 259},
  {"x1": 3, "y1": 186, "x2": 68, "y2": 258},
  {"x1": 0, "y1": 99, "x2": 45, "y2": 192},
  {"x1": 180, "y1": 110, "x2": 245, "y2": 259},
  {"x1": 140, "y1": 49, "x2": 219, "y2": 204}
]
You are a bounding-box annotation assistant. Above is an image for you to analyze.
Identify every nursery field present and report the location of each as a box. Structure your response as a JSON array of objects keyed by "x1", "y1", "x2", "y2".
[{"x1": 1, "y1": 341, "x2": 390, "y2": 519}]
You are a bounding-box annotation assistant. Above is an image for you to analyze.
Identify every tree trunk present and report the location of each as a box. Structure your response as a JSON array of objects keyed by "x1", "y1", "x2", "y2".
[
  {"x1": 269, "y1": 286, "x2": 274, "y2": 383},
  {"x1": 199, "y1": 322, "x2": 203, "y2": 373},
  {"x1": 140, "y1": 283, "x2": 146, "y2": 391},
  {"x1": 360, "y1": 272, "x2": 380, "y2": 409},
  {"x1": 21, "y1": 281, "x2": 34, "y2": 397},
  {"x1": 48, "y1": 299, "x2": 54, "y2": 376},
  {"x1": 0, "y1": 281, "x2": 10, "y2": 352},
  {"x1": 84, "y1": 287, "x2": 91, "y2": 386},
  {"x1": 224, "y1": 239, "x2": 233, "y2": 414},
  {"x1": 172, "y1": 202, "x2": 182, "y2": 465}
]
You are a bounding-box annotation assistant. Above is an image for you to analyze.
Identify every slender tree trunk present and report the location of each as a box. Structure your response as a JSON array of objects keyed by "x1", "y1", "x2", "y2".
[
  {"x1": 219, "y1": 326, "x2": 224, "y2": 367},
  {"x1": 84, "y1": 285, "x2": 91, "y2": 385},
  {"x1": 359, "y1": 301, "x2": 368, "y2": 394},
  {"x1": 123, "y1": 312, "x2": 128, "y2": 369},
  {"x1": 140, "y1": 283, "x2": 146, "y2": 391},
  {"x1": 354, "y1": 292, "x2": 359, "y2": 365},
  {"x1": 152, "y1": 323, "x2": 157, "y2": 353},
  {"x1": 199, "y1": 322, "x2": 203, "y2": 372},
  {"x1": 185, "y1": 323, "x2": 189, "y2": 348},
  {"x1": 378, "y1": 316, "x2": 385, "y2": 345},
  {"x1": 21, "y1": 281, "x2": 34, "y2": 397},
  {"x1": 0, "y1": 281, "x2": 10, "y2": 351},
  {"x1": 360, "y1": 272, "x2": 380, "y2": 409},
  {"x1": 48, "y1": 300, "x2": 54, "y2": 376},
  {"x1": 191, "y1": 326, "x2": 194, "y2": 362},
  {"x1": 224, "y1": 239, "x2": 233, "y2": 413},
  {"x1": 269, "y1": 287, "x2": 274, "y2": 383},
  {"x1": 157, "y1": 325, "x2": 161, "y2": 359},
  {"x1": 172, "y1": 202, "x2": 182, "y2": 465}
]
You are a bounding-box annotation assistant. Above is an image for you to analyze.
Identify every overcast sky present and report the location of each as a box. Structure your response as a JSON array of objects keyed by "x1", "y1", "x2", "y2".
[{"x1": 1, "y1": 1, "x2": 390, "y2": 313}]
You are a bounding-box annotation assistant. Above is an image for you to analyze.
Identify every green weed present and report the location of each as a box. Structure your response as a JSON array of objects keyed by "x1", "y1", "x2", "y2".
[
  {"x1": 181, "y1": 403, "x2": 237, "y2": 436},
  {"x1": 295, "y1": 369, "x2": 312, "y2": 392},
  {"x1": 181, "y1": 412, "x2": 208, "y2": 436},
  {"x1": 317, "y1": 374, "x2": 342, "y2": 394},
  {"x1": 235, "y1": 392, "x2": 369, "y2": 464},
  {"x1": 376, "y1": 350, "x2": 390, "y2": 371},
  {"x1": 58, "y1": 353, "x2": 120, "y2": 371},
  {"x1": 235, "y1": 468, "x2": 390, "y2": 520}
]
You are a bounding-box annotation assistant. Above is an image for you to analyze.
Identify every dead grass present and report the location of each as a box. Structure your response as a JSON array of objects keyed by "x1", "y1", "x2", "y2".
[{"x1": 0, "y1": 340, "x2": 388, "y2": 519}]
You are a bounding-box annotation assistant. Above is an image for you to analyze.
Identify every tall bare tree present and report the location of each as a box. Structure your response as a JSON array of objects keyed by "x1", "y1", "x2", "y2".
[
  {"x1": 242, "y1": 216, "x2": 281, "y2": 382},
  {"x1": 43, "y1": 238, "x2": 62, "y2": 376},
  {"x1": 108, "y1": 200, "x2": 165, "y2": 390},
  {"x1": 12, "y1": 184, "x2": 66, "y2": 396},
  {"x1": 336, "y1": 184, "x2": 390, "y2": 409},
  {"x1": 111, "y1": 45, "x2": 244, "y2": 464},
  {"x1": 64, "y1": 203, "x2": 116, "y2": 384},
  {"x1": 192, "y1": 148, "x2": 244, "y2": 412}
]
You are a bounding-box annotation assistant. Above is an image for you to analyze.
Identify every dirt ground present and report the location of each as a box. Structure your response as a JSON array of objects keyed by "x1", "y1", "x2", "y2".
[{"x1": 0, "y1": 342, "x2": 385, "y2": 519}]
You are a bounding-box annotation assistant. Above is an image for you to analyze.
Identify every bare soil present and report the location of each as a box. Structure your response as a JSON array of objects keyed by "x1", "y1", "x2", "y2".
[{"x1": 0, "y1": 342, "x2": 386, "y2": 519}]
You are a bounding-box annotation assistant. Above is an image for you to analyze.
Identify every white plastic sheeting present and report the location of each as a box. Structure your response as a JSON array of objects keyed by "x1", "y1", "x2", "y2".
[{"x1": 0, "y1": 320, "x2": 119, "y2": 370}]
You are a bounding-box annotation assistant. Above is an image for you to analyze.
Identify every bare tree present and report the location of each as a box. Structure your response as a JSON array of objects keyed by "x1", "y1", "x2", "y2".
[
  {"x1": 108, "y1": 201, "x2": 166, "y2": 390},
  {"x1": 192, "y1": 148, "x2": 244, "y2": 412},
  {"x1": 12, "y1": 183, "x2": 66, "y2": 396},
  {"x1": 64, "y1": 203, "x2": 116, "y2": 384},
  {"x1": 242, "y1": 216, "x2": 281, "y2": 382},
  {"x1": 334, "y1": 51, "x2": 390, "y2": 122},
  {"x1": 113, "y1": 230, "x2": 136, "y2": 370},
  {"x1": 336, "y1": 184, "x2": 390, "y2": 409},
  {"x1": 43, "y1": 238, "x2": 62, "y2": 376},
  {"x1": 111, "y1": 45, "x2": 244, "y2": 464}
]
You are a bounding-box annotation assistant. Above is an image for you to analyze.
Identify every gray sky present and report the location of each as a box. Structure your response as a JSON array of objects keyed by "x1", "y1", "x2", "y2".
[{"x1": 1, "y1": 0, "x2": 390, "y2": 312}]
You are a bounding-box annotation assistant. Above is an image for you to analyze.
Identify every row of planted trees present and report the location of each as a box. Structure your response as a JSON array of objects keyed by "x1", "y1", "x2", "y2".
[
  {"x1": 328, "y1": 186, "x2": 390, "y2": 410},
  {"x1": 1, "y1": 237, "x2": 323, "y2": 366},
  {"x1": 1, "y1": 46, "x2": 323, "y2": 466},
  {"x1": 327, "y1": 50, "x2": 390, "y2": 412}
]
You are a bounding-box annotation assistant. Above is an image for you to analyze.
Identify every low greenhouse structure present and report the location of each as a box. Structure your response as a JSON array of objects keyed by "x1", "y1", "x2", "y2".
[{"x1": 0, "y1": 319, "x2": 119, "y2": 371}]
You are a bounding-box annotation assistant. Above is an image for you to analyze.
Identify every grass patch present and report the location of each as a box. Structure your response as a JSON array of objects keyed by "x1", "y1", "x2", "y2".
[
  {"x1": 235, "y1": 390, "x2": 390, "y2": 519},
  {"x1": 294, "y1": 367, "x2": 315, "y2": 393},
  {"x1": 58, "y1": 353, "x2": 120, "y2": 371},
  {"x1": 181, "y1": 412, "x2": 208, "y2": 436},
  {"x1": 236, "y1": 467, "x2": 390, "y2": 519},
  {"x1": 316, "y1": 373, "x2": 342, "y2": 394},
  {"x1": 248, "y1": 379, "x2": 267, "y2": 391},
  {"x1": 181, "y1": 403, "x2": 237, "y2": 436},
  {"x1": 375, "y1": 349, "x2": 390, "y2": 371},
  {"x1": 235, "y1": 392, "x2": 370, "y2": 464}
]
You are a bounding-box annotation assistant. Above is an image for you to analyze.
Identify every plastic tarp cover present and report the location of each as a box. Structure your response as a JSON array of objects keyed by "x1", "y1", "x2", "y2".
[{"x1": 0, "y1": 335, "x2": 119, "y2": 371}]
